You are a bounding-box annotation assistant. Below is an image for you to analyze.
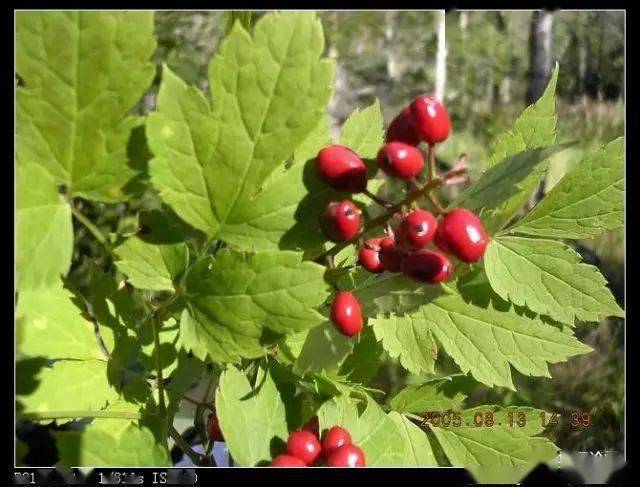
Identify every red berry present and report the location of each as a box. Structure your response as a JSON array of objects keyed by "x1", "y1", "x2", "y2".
[
  {"x1": 302, "y1": 416, "x2": 320, "y2": 438},
  {"x1": 376, "y1": 142, "x2": 425, "y2": 180},
  {"x1": 386, "y1": 106, "x2": 422, "y2": 146},
  {"x1": 435, "y1": 208, "x2": 489, "y2": 263},
  {"x1": 286, "y1": 430, "x2": 322, "y2": 466},
  {"x1": 358, "y1": 238, "x2": 385, "y2": 274},
  {"x1": 315, "y1": 145, "x2": 367, "y2": 193},
  {"x1": 321, "y1": 200, "x2": 361, "y2": 242},
  {"x1": 270, "y1": 454, "x2": 307, "y2": 467},
  {"x1": 322, "y1": 426, "x2": 352, "y2": 455},
  {"x1": 326, "y1": 444, "x2": 366, "y2": 467},
  {"x1": 207, "y1": 410, "x2": 224, "y2": 442},
  {"x1": 396, "y1": 209, "x2": 438, "y2": 248},
  {"x1": 379, "y1": 237, "x2": 406, "y2": 273},
  {"x1": 330, "y1": 291, "x2": 363, "y2": 337},
  {"x1": 402, "y1": 249, "x2": 453, "y2": 284},
  {"x1": 409, "y1": 95, "x2": 451, "y2": 145}
]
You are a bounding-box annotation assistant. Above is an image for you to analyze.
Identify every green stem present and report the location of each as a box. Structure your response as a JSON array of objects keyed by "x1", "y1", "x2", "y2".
[
  {"x1": 363, "y1": 188, "x2": 394, "y2": 208},
  {"x1": 167, "y1": 389, "x2": 214, "y2": 411},
  {"x1": 151, "y1": 315, "x2": 169, "y2": 449},
  {"x1": 427, "y1": 143, "x2": 437, "y2": 182},
  {"x1": 70, "y1": 203, "x2": 115, "y2": 257},
  {"x1": 168, "y1": 425, "x2": 205, "y2": 466}
]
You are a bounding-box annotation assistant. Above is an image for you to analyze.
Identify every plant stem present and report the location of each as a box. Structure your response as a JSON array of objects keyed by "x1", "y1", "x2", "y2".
[
  {"x1": 363, "y1": 188, "x2": 394, "y2": 208},
  {"x1": 70, "y1": 203, "x2": 116, "y2": 258},
  {"x1": 319, "y1": 167, "x2": 467, "y2": 261},
  {"x1": 18, "y1": 410, "x2": 147, "y2": 421},
  {"x1": 151, "y1": 315, "x2": 169, "y2": 449},
  {"x1": 167, "y1": 389, "x2": 214, "y2": 410},
  {"x1": 168, "y1": 425, "x2": 205, "y2": 466},
  {"x1": 427, "y1": 143, "x2": 437, "y2": 182}
]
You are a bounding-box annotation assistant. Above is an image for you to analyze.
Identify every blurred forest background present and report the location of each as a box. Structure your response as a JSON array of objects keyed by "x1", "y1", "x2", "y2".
[{"x1": 38, "y1": 10, "x2": 623, "y2": 462}]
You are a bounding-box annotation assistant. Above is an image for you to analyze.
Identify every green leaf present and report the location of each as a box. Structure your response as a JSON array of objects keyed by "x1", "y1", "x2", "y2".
[
  {"x1": 17, "y1": 360, "x2": 121, "y2": 423},
  {"x1": 182, "y1": 249, "x2": 329, "y2": 363},
  {"x1": 16, "y1": 440, "x2": 29, "y2": 465},
  {"x1": 450, "y1": 144, "x2": 568, "y2": 233},
  {"x1": 388, "y1": 412, "x2": 437, "y2": 466},
  {"x1": 16, "y1": 283, "x2": 106, "y2": 361},
  {"x1": 317, "y1": 394, "x2": 407, "y2": 466},
  {"x1": 484, "y1": 235, "x2": 623, "y2": 325},
  {"x1": 370, "y1": 314, "x2": 437, "y2": 375},
  {"x1": 338, "y1": 326, "x2": 385, "y2": 384},
  {"x1": 509, "y1": 138, "x2": 624, "y2": 239},
  {"x1": 485, "y1": 65, "x2": 558, "y2": 169},
  {"x1": 147, "y1": 12, "x2": 334, "y2": 248},
  {"x1": 115, "y1": 237, "x2": 188, "y2": 291},
  {"x1": 17, "y1": 12, "x2": 156, "y2": 201},
  {"x1": 388, "y1": 292, "x2": 591, "y2": 390},
  {"x1": 16, "y1": 163, "x2": 72, "y2": 291},
  {"x1": 293, "y1": 322, "x2": 355, "y2": 376},
  {"x1": 215, "y1": 364, "x2": 289, "y2": 466},
  {"x1": 390, "y1": 376, "x2": 469, "y2": 414},
  {"x1": 430, "y1": 406, "x2": 558, "y2": 468},
  {"x1": 458, "y1": 65, "x2": 559, "y2": 233},
  {"x1": 339, "y1": 99, "x2": 384, "y2": 159},
  {"x1": 56, "y1": 420, "x2": 170, "y2": 467}
]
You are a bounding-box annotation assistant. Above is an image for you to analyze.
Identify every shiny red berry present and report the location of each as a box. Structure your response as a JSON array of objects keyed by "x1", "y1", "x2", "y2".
[
  {"x1": 358, "y1": 238, "x2": 385, "y2": 274},
  {"x1": 270, "y1": 454, "x2": 307, "y2": 467},
  {"x1": 379, "y1": 237, "x2": 406, "y2": 273},
  {"x1": 435, "y1": 208, "x2": 489, "y2": 263},
  {"x1": 396, "y1": 209, "x2": 438, "y2": 248},
  {"x1": 386, "y1": 106, "x2": 422, "y2": 146},
  {"x1": 402, "y1": 249, "x2": 453, "y2": 284},
  {"x1": 302, "y1": 416, "x2": 320, "y2": 438},
  {"x1": 322, "y1": 426, "x2": 352, "y2": 455},
  {"x1": 321, "y1": 200, "x2": 361, "y2": 242},
  {"x1": 326, "y1": 444, "x2": 366, "y2": 467},
  {"x1": 330, "y1": 291, "x2": 363, "y2": 337},
  {"x1": 286, "y1": 430, "x2": 322, "y2": 466},
  {"x1": 207, "y1": 410, "x2": 224, "y2": 442},
  {"x1": 315, "y1": 145, "x2": 367, "y2": 193},
  {"x1": 376, "y1": 142, "x2": 425, "y2": 180},
  {"x1": 409, "y1": 95, "x2": 451, "y2": 145}
]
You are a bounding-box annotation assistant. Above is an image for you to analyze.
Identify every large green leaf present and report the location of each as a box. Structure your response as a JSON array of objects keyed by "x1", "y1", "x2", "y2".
[
  {"x1": 388, "y1": 291, "x2": 591, "y2": 390},
  {"x1": 16, "y1": 164, "x2": 73, "y2": 291},
  {"x1": 56, "y1": 420, "x2": 170, "y2": 467},
  {"x1": 147, "y1": 12, "x2": 334, "y2": 250},
  {"x1": 339, "y1": 99, "x2": 384, "y2": 159},
  {"x1": 370, "y1": 314, "x2": 437, "y2": 375},
  {"x1": 215, "y1": 365, "x2": 289, "y2": 466},
  {"x1": 456, "y1": 65, "x2": 559, "y2": 233},
  {"x1": 430, "y1": 406, "x2": 557, "y2": 468},
  {"x1": 293, "y1": 322, "x2": 355, "y2": 376},
  {"x1": 16, "y1": 11, "x2": 156, "y2": 201},
  {"x1": 181, "y1": 250, "x2": 329, "y2": 363},
  {"x1": 485, "y1": 66, "x2": 558, "y2": 169},
  {"x1": 484, "y1": 236, "x2": 623, "y2": 325},
  {"x1": 509, "y1": 138, "x2": 624, "y2": 239},
  {"x1": 16, "y1": 283, "x2": 106, "y2": 361},
  {"x1": 390, "y1": 376, "x2": 469, "y2": 414},
  {"x1": 17, "y1": 360, "x2": 120, "y2": 423},
  {"x1": 115, "y1": 237, "x2": 188, "y2": 292},
  {"x1": 388, "y1": 412, "x2": 437, "y2": 466},
  {"x1": 338, "y1": 326, "x2": 385, "y2": 384}
]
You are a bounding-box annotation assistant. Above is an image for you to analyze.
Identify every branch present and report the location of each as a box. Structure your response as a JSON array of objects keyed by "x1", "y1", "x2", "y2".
[{"x1": 168, "y1": 425, "x2": 206, "y2": 467}]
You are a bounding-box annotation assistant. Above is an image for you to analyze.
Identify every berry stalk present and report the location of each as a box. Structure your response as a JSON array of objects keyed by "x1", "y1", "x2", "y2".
[{"x1": 318, "y1": 166, "x2": 467, "y2": 261}]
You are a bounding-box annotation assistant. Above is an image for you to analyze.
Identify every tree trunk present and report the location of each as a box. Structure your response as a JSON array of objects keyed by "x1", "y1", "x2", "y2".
[
  {"x1": 526, "y1": 10, "x2": 555, "y2": 104},
  {"x1": 435, "y1": 10, "x2": 447, "y2": 101}
]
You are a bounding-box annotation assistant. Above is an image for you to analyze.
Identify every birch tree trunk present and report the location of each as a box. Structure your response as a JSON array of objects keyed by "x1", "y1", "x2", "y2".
[
  {"x1": 526, "y1": 10, "x2": 555, "y2": 104},
  {"x1": 435, "y1": 10, "x2": 447, "y2": 101}
]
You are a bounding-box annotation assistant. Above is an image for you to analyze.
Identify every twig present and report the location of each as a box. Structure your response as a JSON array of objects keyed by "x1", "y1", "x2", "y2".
[
  {"x1": 427, "y1": 143, "x2": 438, "y2": 182},
  {"x1": 152, "y1": 315, "x2": 168, "y2": 449},
  {"x1": 69, "y1": 203, "x2": 116, "y2": 258}
]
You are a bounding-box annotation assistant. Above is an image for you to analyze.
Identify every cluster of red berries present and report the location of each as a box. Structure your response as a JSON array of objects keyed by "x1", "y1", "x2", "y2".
[
  {"x1": 315, "y1": 95, "x2": 489, "y2": 338},
  {"x1": 270, "y1": 418, "x2": 365, "y2": 467}
]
